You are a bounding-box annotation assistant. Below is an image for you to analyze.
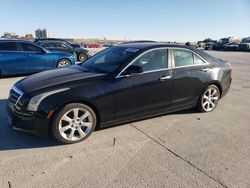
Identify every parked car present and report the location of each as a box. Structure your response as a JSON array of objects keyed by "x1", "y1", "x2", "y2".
[
  {"x1": 121, "y1": 40, "x2": 157, "y2": 44},
  {"x1": 238, "y1": 37, "x2": 250, "y2": 51},
  {"x1": 224, "y1": 44, "x2": 239, "y2": 51},
  {"x1": 0, "y1": 40, "x2": 76, "y2": 76},
  {"x1": 83, "y1": 43, "x2": 102, "y2": 48},
  {"x1": 204, "y1": 41, "x2": 217, "y2": 50},
  {"x1": 213, "y1": 37, "x2": 241, "y2": 50},
  {"x1": 197, "y1": 41, "x2": 205, "y2": 48},
  {"x1": 7, "y1": 43, "x2": 232, "y2": 144},
  {"x1": 185, "y1": 42, "x2": 198, "y2": 48},
  {"x1": 38, "y1": 41, "x2": 90, "y2": 62},
  {"x1": 102, "y1": 44, "x2": 114, "y2": 48},
  {"x1": 34, "y1": 38, "x2": 81, "y2": 49}
]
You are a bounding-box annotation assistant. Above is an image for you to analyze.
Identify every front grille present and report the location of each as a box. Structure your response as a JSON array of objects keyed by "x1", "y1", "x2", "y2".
[{"x1": 8, "y1": 86, "x2": 23, "y2": 106}]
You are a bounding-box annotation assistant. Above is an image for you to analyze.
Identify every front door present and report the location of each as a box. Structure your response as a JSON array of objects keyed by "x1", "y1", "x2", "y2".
[
  {"x1": 114, "y1": 48, "x2": 172, "y2": 120},
  {"x1": 55, "y1": 42, "x2": 74, "y2": 55},
  {"x1": 0, "y1": 42, "x2": 27, "y2": 75}
]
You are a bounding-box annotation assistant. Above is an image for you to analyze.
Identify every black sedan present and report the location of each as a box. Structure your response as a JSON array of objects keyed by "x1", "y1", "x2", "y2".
[
  {"x1": 7, "y1": 43, "x2": 232, "y2": 144},
  {"x1": 34, "y1": 38, "x2": 81, "y2": 48},
  {"x1": 36, "y1": 41, "x2": 90, "y2": 62}
]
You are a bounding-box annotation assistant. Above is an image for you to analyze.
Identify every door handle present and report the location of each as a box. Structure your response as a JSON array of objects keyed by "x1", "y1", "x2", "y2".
[
  {"x1": 201, "y1": 68, "x2": 211, "y2": 72},
  {"x1": 160, "y1": 75, "x2": 171, "y2": 81}
]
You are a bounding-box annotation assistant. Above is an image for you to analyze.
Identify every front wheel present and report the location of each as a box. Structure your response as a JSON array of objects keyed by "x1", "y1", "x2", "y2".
[
  {"x1": 197, "y1": 85, "x2": 220, "y2": 112},
  {"x1": 52, "y1": 103, "x2": 97, "y2": 144},
  {"x1": 57, "y1": 59, "x2": 71, "y2": 68}
]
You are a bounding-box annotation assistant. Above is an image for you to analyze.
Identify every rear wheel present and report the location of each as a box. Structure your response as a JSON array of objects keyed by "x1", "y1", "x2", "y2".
[
  {"x1": 197, "y1": 85, "x2": 220, "y2": 112},
  {"x1": 57, "y1": 59, "x2": 71, "y2": 68},
  {"x1": 78, "y1": 53, "x2": 88, "y2": 62},
  {"x1": 52, "y1": 103, "x2": 97, "y2": 144}
]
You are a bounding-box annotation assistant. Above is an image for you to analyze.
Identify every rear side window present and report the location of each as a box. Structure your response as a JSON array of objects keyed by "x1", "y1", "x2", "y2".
[
  {"x1": 173, "y1": 50, "x2": 193, "y2": 67},
  {"x1": 132, "y1": 49, "x2": 168, "y2": 72},
  {"x1": 0, "y1": 42, "x2": 18, "y2": 51},
  {"x1": 173, "y1": 49, "x2": 206, "y2": 67},
  {"x1": 194, "y1": 54, "x2": 206, "y2": 65},
  {"x1": 20, "y1": 43, "x2": 44, "y2": 52}
]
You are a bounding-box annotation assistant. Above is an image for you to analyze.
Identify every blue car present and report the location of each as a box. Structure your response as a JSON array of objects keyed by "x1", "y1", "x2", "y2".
[{"x1": 0, "y1": 39, "x2": 76, "y2": 76}]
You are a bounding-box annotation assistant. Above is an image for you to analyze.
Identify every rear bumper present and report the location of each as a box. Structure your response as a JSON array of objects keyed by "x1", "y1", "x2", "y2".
[
  {"x1": 221, "y1": 74, "x2": 232, "y2": 98},
  {"x1": 7, "y1": 104, "x2": 50, "y2": 137}
]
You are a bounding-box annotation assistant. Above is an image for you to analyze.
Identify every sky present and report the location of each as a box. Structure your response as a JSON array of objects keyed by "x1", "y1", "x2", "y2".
[{"x1": 0, "y1": 0, "x2": 249, "y2": 42}]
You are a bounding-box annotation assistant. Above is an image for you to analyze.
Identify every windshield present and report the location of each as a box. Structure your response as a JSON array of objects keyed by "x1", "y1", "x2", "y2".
[{"x1": 81, "y1": 46, "x2": 140, "y2": 73}]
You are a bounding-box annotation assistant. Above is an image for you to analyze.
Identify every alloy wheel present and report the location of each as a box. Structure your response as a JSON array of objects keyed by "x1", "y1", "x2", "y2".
[
  {"x1": 79, "y1": 54, "x2": 87, "y2": 62},
  {"x1": 58, "y1": 108, "x2": 93, "y2": 141},
  {"x1": 57, "y1": 59, "x2": 71, "y2": 68},
  {"x1": 202, "y1": 86, "x2": 220, "y2": 112}
]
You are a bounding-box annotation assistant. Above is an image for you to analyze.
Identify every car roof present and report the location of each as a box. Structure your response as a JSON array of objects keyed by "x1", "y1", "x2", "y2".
[
  {"x1": 117, "y1": 42, "x2": 194, "y2": 50},
  {"x1": 117, "y1": 42, "x2": 221, "y2": 64}
]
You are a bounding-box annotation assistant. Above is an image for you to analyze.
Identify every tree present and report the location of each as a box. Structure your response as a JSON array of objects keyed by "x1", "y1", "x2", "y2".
[{"x1": 203, "y1": 38, "x2": 213, "y2": 43}]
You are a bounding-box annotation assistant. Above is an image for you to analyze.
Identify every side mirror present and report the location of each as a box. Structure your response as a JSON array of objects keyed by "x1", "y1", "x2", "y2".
[{"x1": 123, "y1": 65, "x2": 143, "y2": 77}]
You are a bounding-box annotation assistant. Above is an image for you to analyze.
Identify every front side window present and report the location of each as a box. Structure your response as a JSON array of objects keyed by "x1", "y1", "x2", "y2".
[
  {"x1": 20, "y1": 43, "x2": 44, "y2": 52},
  {"x1": 41, "y1": 42, "x2": 56, "y2": 48},
  {"x1": 131, "y1": 49, "x2": 168, "y2": 72},
  {"x1": 56, "y1": 42, "x2": 70, "y2": 49},
  {"x1": 0, "y1": 42, "x2": 18, "y2": 51}
]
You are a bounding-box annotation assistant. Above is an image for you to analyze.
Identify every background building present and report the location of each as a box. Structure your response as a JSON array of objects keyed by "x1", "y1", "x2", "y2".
[
  {"x1": 25, "y1": 33, "x2": 34, "y2": 39},
  {"x1": 35, "y1": 28, "x2": 49, "y2": 38},
  {"x1": 1, "y1": 32, "x2": 19, "y2": 38}
]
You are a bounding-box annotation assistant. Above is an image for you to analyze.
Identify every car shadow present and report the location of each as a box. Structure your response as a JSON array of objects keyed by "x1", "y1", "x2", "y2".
[
  {"x1": 0, "y1": 98, "x2": 198, "y2": 151},
  {"x1": 0, "y1": 73, "x2": 32, "y2": 79},
  {"x1": 0, "y1": 99, "x2": 60, "y2": 151}
]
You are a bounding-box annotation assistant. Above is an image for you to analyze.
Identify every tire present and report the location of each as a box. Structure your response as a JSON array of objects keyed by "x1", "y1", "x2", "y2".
[
  {"x1": 197, "y1": 84, "x2": 220, "y2": 112},
  {"x1": 78, "y1": 53, "x2": 88, "y2": 62},
  {"x1": 52, "y1": 103, "x2": 97, "y2": 144},
  {"x1": 57, "y1": 59, "x2": 71, "y2": 68}
]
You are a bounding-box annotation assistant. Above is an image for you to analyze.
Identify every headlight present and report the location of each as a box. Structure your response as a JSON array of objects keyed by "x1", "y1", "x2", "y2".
[{"x1": 27, "y1": 88, "x2": 70, "y2": 111}]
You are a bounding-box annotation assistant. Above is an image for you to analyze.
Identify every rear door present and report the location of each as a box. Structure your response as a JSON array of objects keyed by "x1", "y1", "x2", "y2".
[
  {"x1": 170, "y1": 48, "x2": 211, "y2": 107},
  {"x1": 0, "y1": 42, "x2": 27, "y2": 75}
]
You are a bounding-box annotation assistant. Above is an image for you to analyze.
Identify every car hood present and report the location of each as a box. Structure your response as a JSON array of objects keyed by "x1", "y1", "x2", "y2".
[{"x1": 15, "y1": 65, "x2": 106, "y2": 94}]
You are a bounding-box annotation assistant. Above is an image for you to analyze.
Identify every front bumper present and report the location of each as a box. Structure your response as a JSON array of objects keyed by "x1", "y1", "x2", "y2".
[{"x1": 7, "y1": 104, "x2": 50, "y2": 138}]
